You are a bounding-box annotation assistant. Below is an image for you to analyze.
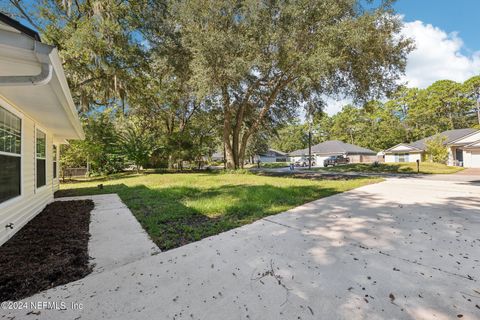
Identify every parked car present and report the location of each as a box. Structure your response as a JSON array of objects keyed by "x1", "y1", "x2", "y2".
[
  {"x1": 294, "y1": 157, "x2": 316, "y2": 167},
  {"x1": 323, "y1": 155, "x2": 350, "y2": 167}
]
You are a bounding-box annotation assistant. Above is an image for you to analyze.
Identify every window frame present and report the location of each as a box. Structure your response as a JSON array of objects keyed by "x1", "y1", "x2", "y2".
[
  {"x1": 35, "y1": 127, "x2": 47, "y2": 190},
  {"x1": 52, "y1": 144, "x2": 58, "y2": 179},
  {"x1": 0, "y1": 98, "x2": 23, "y2": 208}
]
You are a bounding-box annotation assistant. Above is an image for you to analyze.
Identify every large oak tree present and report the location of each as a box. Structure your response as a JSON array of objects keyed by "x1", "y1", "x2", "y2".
[{"x1": 172, "y1": 0, "x2": 413, "y2": 168}]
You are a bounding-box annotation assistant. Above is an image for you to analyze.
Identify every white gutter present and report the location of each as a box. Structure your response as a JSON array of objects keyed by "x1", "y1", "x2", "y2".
[
  {"x1": 0, "y1": 28, "x2": 84, "y2": 139},
  {"x1": 0, "y1": 28, "x2": 54, "y2": 86}
]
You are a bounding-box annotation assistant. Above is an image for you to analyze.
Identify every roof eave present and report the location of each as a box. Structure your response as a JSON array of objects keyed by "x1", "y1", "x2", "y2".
[
  {"x1": 384, "y1": 143, "x2": 424, "y2": 153},
  {"x1": 48, "y1": 48, "x2": 85, "y2": 140}
]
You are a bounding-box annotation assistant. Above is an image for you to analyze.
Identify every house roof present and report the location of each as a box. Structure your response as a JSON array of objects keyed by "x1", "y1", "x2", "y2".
[
  {"x1": 0, "y1": 12, "x2": 41, "y2": 41},
  {"x1": 289, "y1": 140, "x2": 376, "y2": 156},
  {"x1": 463, "y1": 139, "x2": 480, "y2": 149},
  {"x1": 386, "y1": 128, "x2": 479, "y2": 153},
  {"x1": 0, "y1": 13, "x2": 84, "y2": 141},
  {"x1": 383, "y1": 143, "x2": 423, "y2": 153},
  {"x1": 257, "y1": 149, "x2": 287, "y2": 157},
  {"x1": 211, "y1": 151, "x2": 224, "y2": 158}
]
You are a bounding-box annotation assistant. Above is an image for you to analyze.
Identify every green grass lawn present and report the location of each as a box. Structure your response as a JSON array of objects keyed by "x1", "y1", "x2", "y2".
[
  {"x1": 315, "y1": 162, "x2": 463, "y2": 174},
  {"x1": 58, "y1": 172, "x2": 381, "y2": 250}
]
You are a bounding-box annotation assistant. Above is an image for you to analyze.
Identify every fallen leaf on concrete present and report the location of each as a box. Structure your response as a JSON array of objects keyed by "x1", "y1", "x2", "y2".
[{"x1": 389, "y1": 293, "x2": 395, "y2": 303}]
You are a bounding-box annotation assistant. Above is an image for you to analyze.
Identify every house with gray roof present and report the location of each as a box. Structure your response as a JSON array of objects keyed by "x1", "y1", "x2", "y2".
[
  {"x1": 253, "y1": 149, "x2": 287, "y2": 163},
  {"x1": 383, "y1": 128, "x2": 480, "y2": 167},
  {"x1": 289, "y1": 140, "x2": 377, "y2": 167}
]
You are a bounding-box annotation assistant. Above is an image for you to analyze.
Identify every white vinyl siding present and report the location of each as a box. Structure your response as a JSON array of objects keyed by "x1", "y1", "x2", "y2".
[
  {"x1": 0, "y1": 97, "x2": 55, "y2": 246},
  {"x1": 385, "y1": 152, "x2": 422, "y2": 163}
]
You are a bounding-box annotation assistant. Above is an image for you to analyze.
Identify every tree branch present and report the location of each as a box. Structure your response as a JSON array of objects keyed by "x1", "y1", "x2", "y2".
[{"x1": 9, "y1": 0, "x2": 42, "y2": 31}]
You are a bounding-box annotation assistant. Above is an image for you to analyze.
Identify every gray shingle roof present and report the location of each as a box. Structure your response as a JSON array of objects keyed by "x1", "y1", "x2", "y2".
[
  {"x1": 408, "y1": 128, "x2": 478, "y2": 151},
  {"x1": 289, "y1": 140, "x2": 376, "y2": 156},
  {"x1": 257, "y1": 149, "x2": 287, "y2": 157}
]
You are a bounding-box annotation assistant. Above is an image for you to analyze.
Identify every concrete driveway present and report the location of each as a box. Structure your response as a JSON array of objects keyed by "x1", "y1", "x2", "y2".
[{"x1": 1, "y1": 178, "x2": 479, "y2": 320}]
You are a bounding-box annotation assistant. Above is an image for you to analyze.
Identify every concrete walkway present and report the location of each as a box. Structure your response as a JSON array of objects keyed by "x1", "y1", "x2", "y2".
[
  {"x1": 57, "y1": 194, "x2": 160, "y2": 273},
  {"x1": 1, "y1": 179, "x2": 479, "y2": 320}
]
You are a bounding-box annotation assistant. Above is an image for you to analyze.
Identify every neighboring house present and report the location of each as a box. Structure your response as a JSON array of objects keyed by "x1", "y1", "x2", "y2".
[
  {"x1": 210, "y1": 151, "x2": 224, "y2": 162},
  {"x1": 253, "y1": 149, "x2": 287, "y2": 163},
  {"x1": 383, "y1": 128, "x2": 480, "y2": 167},
  {"x1": 289, "y1": 140, "x2": 377, "y2": 166},
  {"x1": 0, "y1": 14, "x2": 84, "y2": 245}
]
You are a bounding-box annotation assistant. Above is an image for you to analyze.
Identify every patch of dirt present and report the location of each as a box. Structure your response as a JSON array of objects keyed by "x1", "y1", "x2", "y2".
[{"x1": 0, "y1": 200, "x2": 94, "y2": 302}]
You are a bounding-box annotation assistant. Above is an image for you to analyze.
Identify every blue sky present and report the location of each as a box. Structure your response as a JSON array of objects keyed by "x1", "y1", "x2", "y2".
[
  {"x1": 4, "y1": 0, "x2": 480, "y2": 115},
  {"x1": 394, "y1": 0, "x2": 480, "y2": 54},
  {"x1": 323, "y1": 0, "x2": 480, "y2": 114}
]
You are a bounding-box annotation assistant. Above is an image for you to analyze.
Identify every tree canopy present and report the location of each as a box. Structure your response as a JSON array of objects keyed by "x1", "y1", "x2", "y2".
[
  {"x1": 315, "y1": 76, "x2": 480, "y2": 152},
  {"x1": 168, "y1": 0, "x2": 412, "y2": 168},
  {"x1": 7, "y1": 0, "x2": 461, "y2": 171}
]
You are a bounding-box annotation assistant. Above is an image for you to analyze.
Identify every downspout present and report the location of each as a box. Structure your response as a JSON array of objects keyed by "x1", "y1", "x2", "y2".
[{"x1": 0, "y1": 30, "x2": 54, "y2": 86}]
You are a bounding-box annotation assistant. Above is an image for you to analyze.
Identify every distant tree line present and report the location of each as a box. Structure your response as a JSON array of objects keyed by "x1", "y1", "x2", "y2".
[{"x1": 271, "y1": 76, "x2": 480, "y2": 153}]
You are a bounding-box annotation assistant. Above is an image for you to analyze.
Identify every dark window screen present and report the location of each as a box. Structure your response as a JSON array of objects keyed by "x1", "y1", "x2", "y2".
[
  {"x1": 53, "y1": 145, "x2": 57, "y2": 179},
  {"x1": 37, "y1": 159, "x2": 46, "y2": 187},
  {"x1": 0, "y1": 155, "x2": 21, "y2": 203}
]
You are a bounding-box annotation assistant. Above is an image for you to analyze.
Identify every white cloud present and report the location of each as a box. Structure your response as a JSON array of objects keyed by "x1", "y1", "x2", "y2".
[
  {"x1": 324, "y1": 19, "x2": 480, "y2": 115},
  {"x1": 324, "y1": 97, "x2": 351, "y2": 115},
  {"x1": 402, "y1": 20, "x2": 480, "y2": 88}
]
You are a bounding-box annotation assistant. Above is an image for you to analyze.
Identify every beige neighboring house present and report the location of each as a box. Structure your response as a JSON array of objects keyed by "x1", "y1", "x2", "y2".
[
  {"x1": 0, "y1": 13, "x2": 84, "y2": 245},
  {"x1": 383, "y1": 128, "x2": 480, "y2": 168}
]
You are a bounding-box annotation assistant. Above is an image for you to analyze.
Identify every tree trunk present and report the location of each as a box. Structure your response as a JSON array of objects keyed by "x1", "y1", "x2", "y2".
[
  {"x1": 223, "y1": 78, "x2": 291, "y2": 169},
  {"x1": 224, "y1": 123, "x2": 236, "y2": 169},
  {"x1": 222, "y1": 87, "x2": 237, "y2": 169}
]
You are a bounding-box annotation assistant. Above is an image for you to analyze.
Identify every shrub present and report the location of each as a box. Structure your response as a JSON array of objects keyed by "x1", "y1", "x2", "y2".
[{"x1": 425, "y1": 134, "x2": 449, "y2": 164}]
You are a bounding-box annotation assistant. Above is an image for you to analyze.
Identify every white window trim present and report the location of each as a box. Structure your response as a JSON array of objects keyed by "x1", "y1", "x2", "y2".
[
  {"x1": 35, "y1": 127, "x2": 48, "y2": 191},
  {"x1": 0, "y1": 100, "x2": 24, "y2": 209},
  {"x1": 52, "y1": 144, "x2": 58, "y2": 181}
]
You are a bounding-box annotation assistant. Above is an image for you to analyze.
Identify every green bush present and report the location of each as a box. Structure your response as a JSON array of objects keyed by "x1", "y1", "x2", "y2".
[
  {"x1": 261, "y1": 162, "x2": 290, "y2": 168},
  {"x1": 425, "y1": 134, "x2": 449, "y2": 164}
]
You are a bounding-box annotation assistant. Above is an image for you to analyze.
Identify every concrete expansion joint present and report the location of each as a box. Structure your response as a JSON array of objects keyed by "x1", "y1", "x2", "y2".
[
  {"x1": 350, "y1": 242, "x2": 477, "y2": 282},
  {"x1": 262, "y1": 218, "x2": 303, "y2": 231}
]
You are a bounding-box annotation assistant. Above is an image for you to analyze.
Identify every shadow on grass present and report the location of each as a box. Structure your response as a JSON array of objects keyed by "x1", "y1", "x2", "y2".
[
  {"x1": 323, "y1": 163, "x2": 417, "y2": 173},
  {"x1": 56, "y1": 183, "x2": 342, "y2": 250}
]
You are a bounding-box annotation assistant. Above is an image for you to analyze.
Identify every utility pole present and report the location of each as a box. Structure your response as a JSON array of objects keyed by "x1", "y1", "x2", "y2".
[
  {"x1": 477, "y1": 95, "x2": 480, "y2": 125},
  {"x1": 307, "y1": 101, "x2": 313, "y2": 170},
  {"x1": 308, "y1": 129, "x2": 312, "y2": 169}
]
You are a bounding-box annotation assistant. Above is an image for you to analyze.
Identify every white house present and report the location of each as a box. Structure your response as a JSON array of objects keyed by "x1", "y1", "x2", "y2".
[
  {"x1": 0, "y1": 14, "x2": 84, "y2": 245},
  {"x1": 253, "y1": 149, "x2": 287, "y2": 163},
  {"x1": 383, "y1": 128, "x2": 480, "y2": 168},
  {"x1": 289, "y1": 140, "x2": 377, "y2": 166}
]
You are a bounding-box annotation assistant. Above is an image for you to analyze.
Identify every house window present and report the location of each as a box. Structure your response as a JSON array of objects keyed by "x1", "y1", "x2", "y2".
[
  {"x1": 395, "y1": 153, "x2": 409, "y2": 162},
  {"x1": 36, "y1": 129, "x2": 46, "y2": 188},
  {"x1": 52, "y1": 145, "x2": 57, "y2": 179},
  {"x1": 0, "y1": 106, "x2": 21, "y2": 203}
]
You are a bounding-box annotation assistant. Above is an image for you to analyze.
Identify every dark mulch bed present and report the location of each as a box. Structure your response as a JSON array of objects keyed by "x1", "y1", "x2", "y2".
[{"x1": 0, "y1": 200, "x2": 94, "y2": 302}]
